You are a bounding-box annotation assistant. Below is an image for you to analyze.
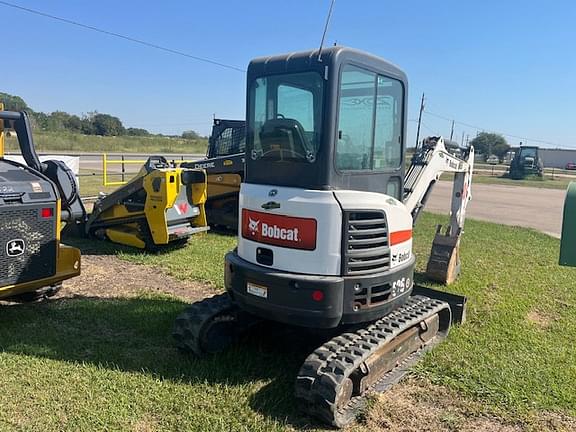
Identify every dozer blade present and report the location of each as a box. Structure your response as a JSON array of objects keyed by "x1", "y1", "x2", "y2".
[
  {"x1": 425, "y1": 225, "x2": 461, "y2": 285},
  {"x1": 295, "y1": 295, "x2": 455, "y2": 428}
]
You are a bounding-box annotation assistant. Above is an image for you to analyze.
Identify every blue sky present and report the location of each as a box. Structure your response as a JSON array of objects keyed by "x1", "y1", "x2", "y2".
[{"x1": 2, "y1": 0, "x2": 575, "y2": 148}]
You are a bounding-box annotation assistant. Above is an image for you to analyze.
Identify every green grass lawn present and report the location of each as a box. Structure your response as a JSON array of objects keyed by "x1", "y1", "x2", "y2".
[
  {"x1": 412, "y1": 218, "x2": 576, "y2": 420},
  {"x1": 5, "y1": 130, "x2": 207, "y2": 154},
  {"x1": 473, "y1": 174, "x2": 573, "y2": 190},
  {"x1": 442, "y1": 172, "x2": 573, "y2": 190},
  {"x1": 120, "y1": 233, "x2": 236, "y2": 289},
  {"x1": 78, "y1": 171, "x2": 118, "y2": 197},
  {"x1": 0, "y1": 214, "x2": 574, "y2": 431}
]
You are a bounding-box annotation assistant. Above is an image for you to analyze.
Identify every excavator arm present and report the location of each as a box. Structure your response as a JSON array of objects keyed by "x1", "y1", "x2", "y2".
[{"x1": 404, "y1": 136, "x2": 475, "y2": 284}]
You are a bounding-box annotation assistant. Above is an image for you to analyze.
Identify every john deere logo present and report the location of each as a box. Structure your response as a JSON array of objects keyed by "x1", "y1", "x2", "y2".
[{"x1": 6, "y1": 239, "x2": 25, "y2": 257}]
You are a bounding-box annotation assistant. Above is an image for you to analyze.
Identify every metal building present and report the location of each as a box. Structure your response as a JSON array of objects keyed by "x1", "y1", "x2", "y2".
[{"x1": 538, "y1": 148, "x2": 576, "y2": 169}]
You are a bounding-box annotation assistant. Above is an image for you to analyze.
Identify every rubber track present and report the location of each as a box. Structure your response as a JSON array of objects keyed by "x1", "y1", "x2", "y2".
[
  {"x1": 295, "y1": 295, "x2": 451, "y2": 428},
  {"x1": 172, "y1": 293, "x2": 235, "y2": 355}
]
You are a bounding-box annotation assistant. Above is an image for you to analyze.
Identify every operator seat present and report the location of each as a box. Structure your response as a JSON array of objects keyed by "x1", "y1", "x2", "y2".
[{"x1": 259, "y1": 118, "x2": 311, "y2": 161}]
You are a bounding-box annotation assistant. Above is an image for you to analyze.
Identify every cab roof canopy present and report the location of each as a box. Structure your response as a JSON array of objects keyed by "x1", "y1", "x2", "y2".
[{"x1": 247, "y1": 46, "x2": 407, "y2": 84}]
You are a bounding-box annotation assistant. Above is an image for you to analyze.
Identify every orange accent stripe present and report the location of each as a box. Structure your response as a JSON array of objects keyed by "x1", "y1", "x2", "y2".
[{"x1": 390, "y1": 229, "x2": 412, "y2": 245}]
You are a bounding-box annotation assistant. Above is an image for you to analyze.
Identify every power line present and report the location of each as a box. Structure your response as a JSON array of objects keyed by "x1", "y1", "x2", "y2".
[
  {"x1": 409, "y1": 118, "x2": 441, "y2": 138},
  {"x1": 0, "y1": 1, "x2": 246, "y2": 73},
  {"x1": 419, "y1": 121, "x2": 441, "y2": 137},
  {"x1": 423, "y1": 109, "x2": 565, "y2": 148},
  {"x1": 128, "y1": 121, "x2": 213, "y2": 127}
]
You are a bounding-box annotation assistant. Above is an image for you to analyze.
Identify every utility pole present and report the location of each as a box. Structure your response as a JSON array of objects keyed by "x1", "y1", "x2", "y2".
[
  {"x1": 461, "y1": 131, "x2": 465, "y2": 147},
  {"x1": 449, "y1": 120, "x2": 455, "y2": 142},
  {"x1": 415, "y1": 93, "x2": 425, "y2": 149},
  {"x1": 465, "y1": 134, "x2": 469, "y2": 147}
]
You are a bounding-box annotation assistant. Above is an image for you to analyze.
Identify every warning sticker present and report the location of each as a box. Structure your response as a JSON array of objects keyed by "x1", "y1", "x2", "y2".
[{"x1": 30, "y1": 182, "x2": 43, "y2": 193}]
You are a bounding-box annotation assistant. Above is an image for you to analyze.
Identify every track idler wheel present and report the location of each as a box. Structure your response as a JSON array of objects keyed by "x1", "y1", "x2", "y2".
[
  {"x1": 295, "y1": 296, "x2": 452, "y2": 428},
  {"x1": 173, "y1": 293, "x2": 259, "y2": 356}
]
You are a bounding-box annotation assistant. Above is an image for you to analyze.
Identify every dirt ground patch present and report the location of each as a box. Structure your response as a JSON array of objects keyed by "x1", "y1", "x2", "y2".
[
  {"x1": 359, "y1": 379, "x2": 576, "y2": 432},
  {"x1": 58, "y1": 254, "x2": 215, "y2": 301},
  {"x1": 526, "y1": 309, "x2": 556, "y2": 329}
]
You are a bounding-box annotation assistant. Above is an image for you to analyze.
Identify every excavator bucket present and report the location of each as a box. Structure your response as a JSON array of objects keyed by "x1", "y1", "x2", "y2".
[{"x1": 426, "y1": 225, "x2": 461, "y2": 285}]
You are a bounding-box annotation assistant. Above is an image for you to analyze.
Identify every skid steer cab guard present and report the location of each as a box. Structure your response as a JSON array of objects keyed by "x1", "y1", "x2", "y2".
[
  {"x1": 560, "y1": 182, "x2": 576, "y2": 267},
  {"x1": 86, "y1": 156, "x2": 209, "y2": 250}
]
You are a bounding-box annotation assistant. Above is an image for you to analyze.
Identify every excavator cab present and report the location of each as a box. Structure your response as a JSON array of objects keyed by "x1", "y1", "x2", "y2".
[
  {"x1": 245, "y1": 51, "x2": 405, "y2": 196},
  {"x1": 0, "y1": 107, "x2": 80, "y2": 302}
]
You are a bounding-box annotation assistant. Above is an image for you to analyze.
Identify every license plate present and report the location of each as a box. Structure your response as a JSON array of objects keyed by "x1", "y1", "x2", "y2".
[{"x1": 247, "y1": 282, "x2": 268, "y2": 299}]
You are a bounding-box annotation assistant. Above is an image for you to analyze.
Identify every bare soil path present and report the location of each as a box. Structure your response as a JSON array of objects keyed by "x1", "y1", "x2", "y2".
[{"x1": 428, "y1": 181, "x2": 565, "y2": 238}]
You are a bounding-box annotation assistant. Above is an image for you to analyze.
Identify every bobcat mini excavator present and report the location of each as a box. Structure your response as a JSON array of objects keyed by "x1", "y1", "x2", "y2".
[
  {"x1": 0, "y1": 107, "x2": 81, "y2": 301},
  {"x1": 173, "y1": 47, "x2": 475, "y2": 427}
]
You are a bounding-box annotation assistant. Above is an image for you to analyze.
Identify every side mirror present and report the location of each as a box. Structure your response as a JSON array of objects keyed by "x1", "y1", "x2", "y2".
[{"x1": 560, "y1": 182, "x2": 576, "y2": 267}]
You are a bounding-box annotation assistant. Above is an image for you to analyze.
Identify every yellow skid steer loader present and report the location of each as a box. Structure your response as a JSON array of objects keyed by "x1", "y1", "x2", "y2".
[{"x1": 84, "y1": 156, "x2": 209, "y2": 250}]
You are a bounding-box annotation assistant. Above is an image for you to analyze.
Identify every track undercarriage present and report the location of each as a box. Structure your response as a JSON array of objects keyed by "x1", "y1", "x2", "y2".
[{"x1": 173, "y1": 289, "x2": 465, "y2": 428}]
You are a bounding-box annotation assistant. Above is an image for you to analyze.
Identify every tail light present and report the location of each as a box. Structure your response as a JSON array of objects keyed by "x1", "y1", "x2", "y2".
[{"x1": 41, "y1": 208, "x2": 54, "y2": 218}]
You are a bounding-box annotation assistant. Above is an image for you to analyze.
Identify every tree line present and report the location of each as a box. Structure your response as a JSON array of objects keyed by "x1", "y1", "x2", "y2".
[
  {"x1": 0, "y1": 92, "x2": 203, "y2": 139},
  {"x1": 469, "y1": 132, "x2": 511, "y2": 159}
]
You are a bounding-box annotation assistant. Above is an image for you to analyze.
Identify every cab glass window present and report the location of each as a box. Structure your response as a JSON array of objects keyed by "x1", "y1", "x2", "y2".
[
  {"x1": 249, "y1": 72, "x2": 323, "y2": 163},
  {"x1": 277, "y1": 84, "x2": 314, "y2": 131},
  {"x1": 336, "y1": 66, "x2": 376, "y2": 170},
  {"x1": 374, "y1": 76, "x2": 403, "y2": 169},
  {"x1": 336, "y1": 64, "x2": 403, "y2": 171}
]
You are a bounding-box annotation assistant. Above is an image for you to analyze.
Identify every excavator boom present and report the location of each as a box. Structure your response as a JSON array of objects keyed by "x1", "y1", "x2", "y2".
[{"x1": 404, "y1": 137, "x2": 475, "y2": 284}]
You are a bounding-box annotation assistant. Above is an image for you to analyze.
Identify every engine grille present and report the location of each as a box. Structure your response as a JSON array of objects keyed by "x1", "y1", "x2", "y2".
[
  {"x1": 342, "y1": 211, "x2": 390, "y2": 276},
  {"x1": 353, "y1": 281, "x2": 392, "y2": 308},
  {"x1": 0, "y1": 204, "x2": 57, "y2": 286}
]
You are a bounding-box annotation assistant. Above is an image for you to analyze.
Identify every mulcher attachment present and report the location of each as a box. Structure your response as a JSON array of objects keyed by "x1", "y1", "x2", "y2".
[
  {"x1": 295, "y1": 296, "x2": 452, "y2": 428},
  {"x1": 82, "y1": 156, "x2": 209, "y2": 250}
]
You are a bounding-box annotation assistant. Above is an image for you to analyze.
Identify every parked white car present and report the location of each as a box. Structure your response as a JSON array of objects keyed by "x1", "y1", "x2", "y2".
[{"x1": 486, "y1": 154, "x2": 499, "y2": 165}]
